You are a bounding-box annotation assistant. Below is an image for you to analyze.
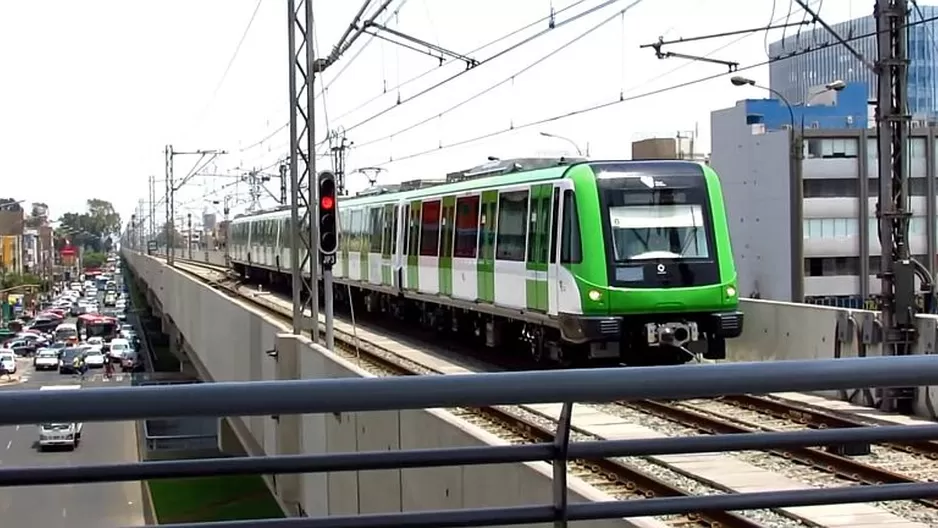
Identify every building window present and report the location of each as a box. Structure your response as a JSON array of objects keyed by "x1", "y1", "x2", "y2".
[
  {"x1": 805, "y1": 138, "x2": 858, "y2": 159},
  {"x1": 804, "y1": 179, "x2": 859, "y2": 198},
  {"x1": 868, "y1": 177, "x2": 927, "y2": 196},
  {"x1": 803, "y1": 218, "x2": 858, "y2": 238},
  {"x1": 805, "y1": 256, "x2": 860, "y2": 276}
]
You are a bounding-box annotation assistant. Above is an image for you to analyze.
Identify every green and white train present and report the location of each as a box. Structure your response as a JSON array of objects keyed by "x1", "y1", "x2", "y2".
[{"x1": 227, "y1": 158, "x2": 744, "y2": 365}]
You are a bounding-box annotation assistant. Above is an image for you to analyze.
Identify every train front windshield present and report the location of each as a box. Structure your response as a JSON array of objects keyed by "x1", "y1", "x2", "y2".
[{"x1": 595, "y1": 166, "x2": 718, "y2": 288}]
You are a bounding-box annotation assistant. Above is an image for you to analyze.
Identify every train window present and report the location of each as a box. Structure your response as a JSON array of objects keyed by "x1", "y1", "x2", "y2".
[
  {"x1": 496, "y1": 190, "x2": 529, "y2": 262},
  {"x1": 349, "y1": 209, "x2": 362, "y2": 252},
  {"x1": 440, "y1": 201, "x2": 455, "y2": 259},
  {"x1": 454, "y1": 196, "x2": 480, "y2": 259},
  {"x1": 549, "y1": 188, "x2": 559, "y2": 264},
  {"x1": 370, "y1": 207, "x2": 383, "y2": 253},
  {"x1": 420, "y1": 201, "x2": 442, "y2": 257},
  {"x1": 560, "y1": 190, "x2": 582, "y2": 264},
  {"x1": 341, "y1": 210, "x2": 350, "y2": 251}
]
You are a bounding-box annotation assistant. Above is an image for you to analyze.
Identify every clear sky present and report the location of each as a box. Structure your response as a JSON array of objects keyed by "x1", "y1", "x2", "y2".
[{"x1": 0, "y1": 0, "x2": 883, "y2": 229}]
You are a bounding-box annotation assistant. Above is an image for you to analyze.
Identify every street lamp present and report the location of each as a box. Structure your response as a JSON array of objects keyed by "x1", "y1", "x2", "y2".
[
  {"x1": 539, "y1": 131, "x2": 587, "y2": 157},
  {"x1": 730, "y1": 76, "x2": 845, "y2": 304}
]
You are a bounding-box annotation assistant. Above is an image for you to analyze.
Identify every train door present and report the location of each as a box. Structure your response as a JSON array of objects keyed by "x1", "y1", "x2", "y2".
[
  {"x1": 546, "y1": 186, "x2": 561, "y2": 315},
  {"x1": 438, "y1": 196, "x2": 455, "y2": 297},
  {"x1": 394, "y1": 202, "x2": 406, "y2": 291},
  {"x1": 381, "y1": 204, "x2": 394, "y2": 287},
  {"x1": 525, "y1": 184, "x2": 552, "y2": 312},
  {"x1": 368, "y1": 207, "x2": 383, "y2": 285},
  {"x1": 406, "y1": 201, "x2": 421, "y2": 291},
  {"x1": 477, "y1": 190, "x2": 498, "y2": 303}
]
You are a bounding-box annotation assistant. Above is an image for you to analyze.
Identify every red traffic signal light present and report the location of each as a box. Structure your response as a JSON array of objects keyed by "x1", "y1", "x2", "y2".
[
  {"x1": 321, "y1": 195, "x2": 335, "y2": 210},
  {"x1": 318, "y1": 171, "x2": 338, "y2": 257}
]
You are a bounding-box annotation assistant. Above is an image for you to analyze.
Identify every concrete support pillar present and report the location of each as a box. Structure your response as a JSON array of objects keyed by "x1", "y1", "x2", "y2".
[
  {"x1": 274, "y1": 334, "x2": 303, "y2": 515},
  {"x1": 217, "y1": 418, "x2": 247, "y2": 456}
]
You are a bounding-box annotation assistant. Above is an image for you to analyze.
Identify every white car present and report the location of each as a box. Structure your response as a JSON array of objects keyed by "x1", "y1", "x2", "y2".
[
  {"x1": 107, "y1": 339, "x2": 131, "y2": 361},
  {"x1": 83, "y1": 347, "x2": 106, "y2": 368},
  {"x1": 0, "y1": 351, "x2": 16, "y2": 374},
  {"x1": 85, "y1": 337, "x2": 104, "y2": 347},
  {"x1": 33, "y1": 350, "x2": 60, "y2": 370}
]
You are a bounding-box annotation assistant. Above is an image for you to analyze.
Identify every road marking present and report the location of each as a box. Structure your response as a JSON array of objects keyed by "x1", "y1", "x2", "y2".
[
  {"x1": 61, "y1": 508, "x2": 67, "y2": 518},
  {"x1": 14, "y1": 425, "x2": 18, "y2": 431},
  {"x1": 5, "y1": 440, "x2": 10, "y2": 450}
]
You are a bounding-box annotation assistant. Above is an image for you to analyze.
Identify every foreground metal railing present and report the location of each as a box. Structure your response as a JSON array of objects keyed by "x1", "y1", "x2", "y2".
[{"x1": 2, "y1": 355, "x2": 938, "y2": 528}]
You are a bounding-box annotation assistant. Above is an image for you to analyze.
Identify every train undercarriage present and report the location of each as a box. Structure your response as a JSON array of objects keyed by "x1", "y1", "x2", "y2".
[{"x1": 234, "y1": 262, "x2": 743, "y2": 367}]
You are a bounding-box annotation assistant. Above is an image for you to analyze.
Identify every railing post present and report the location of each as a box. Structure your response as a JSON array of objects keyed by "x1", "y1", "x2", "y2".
[
  {"x1": 553, "y1": 402, "x2": 574, "y2": 528},
  {"x1": 275, "y1": 333, "x2": 303, "y2": 515}
]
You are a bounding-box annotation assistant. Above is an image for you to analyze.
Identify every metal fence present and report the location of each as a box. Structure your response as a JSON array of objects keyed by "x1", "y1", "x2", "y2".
[{"x1": 2, "y1": 355, "x2": 938, "y2": 527}]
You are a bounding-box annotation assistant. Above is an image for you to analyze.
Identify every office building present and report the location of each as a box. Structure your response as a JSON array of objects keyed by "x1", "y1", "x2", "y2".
[
  {"x1": 711, "y1": 83, "x2": 938, "y2": 308},
  {"x1": 631, "y1": 134, "x2": 709, "y2": 162},
  {"x1": 768, "y1": 5, "x2": 938, "y2": 119}
]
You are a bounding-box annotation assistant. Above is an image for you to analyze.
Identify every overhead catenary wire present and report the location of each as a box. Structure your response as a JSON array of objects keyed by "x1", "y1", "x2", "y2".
[
  {"x1": 197, "y1": 0, "x2": 264, "y2": 123},
  {"x1": 369, "y1": 14, "x2": 938, "y2": 168},
  {"x1": 237, "y1": 0, "x2": 593, "y2": 154},
  {"x1": 353, "y1": 0, "x2": 647, "y2": 150},
  {"x1": 338, "y1": 0, "x2": 632, "y2": 137},
  {"x1": 330, "y1": 0, "x2": 594, "y2": 123},
  {"x1": 237, "y1": 0, "x2": 405, "y2": 154}
]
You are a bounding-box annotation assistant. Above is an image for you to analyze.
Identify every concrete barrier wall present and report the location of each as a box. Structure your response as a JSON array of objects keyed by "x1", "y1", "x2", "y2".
[{"x1": 122, "y1": 250, "x2": 664, "y2": 528}]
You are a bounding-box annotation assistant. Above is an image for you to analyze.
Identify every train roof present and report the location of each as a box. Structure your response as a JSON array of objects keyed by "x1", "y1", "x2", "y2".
[{"x1": 229, "y1": 159, "x2": 710, "y2": 223}]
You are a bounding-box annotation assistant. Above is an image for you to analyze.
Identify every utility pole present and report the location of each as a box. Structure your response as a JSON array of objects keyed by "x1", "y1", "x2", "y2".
[
  {"x1": 149, "y1": 175, "x2": 156, "y2": 244},
  {"x1": 875, "y1": 0, "x2": 916, "y2": 413},
  {"x1": 279, "y1": 162, "x2": 288, "y2": 204},
  {"x1": 330, "y1": 130, "x2": 351, "y2": 195},
  {"x1": 164, "y1": 145, "x2": 226, "y2": 267},
  {"x1": 187, "y1": 213, "x2": 193, "y2": 260},
  {"x1": 287, "y1": 0, "x2": 320, "y2": 337},
  {"x1": 165, "y1": 146, "x2": 173, "y2": 264}
]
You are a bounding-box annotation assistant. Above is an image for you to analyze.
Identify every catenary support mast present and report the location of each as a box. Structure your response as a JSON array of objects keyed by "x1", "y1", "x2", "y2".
[
  {"x1": 875, "y1": 0, "x2": 916, "y2": 413},
  {"x1": 287, "y1": 0, "x2": 319, "y2": 336}
]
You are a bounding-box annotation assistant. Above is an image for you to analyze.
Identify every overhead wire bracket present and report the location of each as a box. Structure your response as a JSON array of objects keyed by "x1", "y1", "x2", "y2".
[
  {"x1": 639, "y1": 21, "x2": 812, "y2": 72},
  {"x1": 363, "y1": 21, "x2": 479, "y2": 69}
]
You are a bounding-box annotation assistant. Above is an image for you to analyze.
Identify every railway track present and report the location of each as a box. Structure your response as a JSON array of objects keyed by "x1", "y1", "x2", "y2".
[
  {"x1": 163, "y1": 258, "x2": 773, "y2": 527},
  {"x1": 153, "y1": 256, "x2": 938, "y2": 527}
]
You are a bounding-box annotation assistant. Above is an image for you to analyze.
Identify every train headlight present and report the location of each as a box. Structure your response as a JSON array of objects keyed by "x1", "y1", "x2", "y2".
[
  {"x1": 588, "y1": 289, "x2": 602, "y2": 302},
  {"x1": 726, "y1": 286, "x2": 737, "y2": 298}
]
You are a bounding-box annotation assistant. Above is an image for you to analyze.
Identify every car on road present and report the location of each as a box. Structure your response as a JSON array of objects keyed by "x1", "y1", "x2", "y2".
[
  {"x1": 85, "y1": 336, "x2": 104, "y2": 347},
  {"x1": 83, "y1": 347, "x2": 106, "y2": 368},
  {"x1": 107, "y1": 338, "x2": 131, "y2": 362},
  {"x1": 33, "y1": 349, "x2": 60, "y2": 370},
  {"x1": 0, "y1": 351, "x2": 16, "y2": 374},
  {"x1": 58, "y1": 348, "x2": 84, "y2": 374},
  {"x1": 121, "y1": 352, "x2": 143, "y2": 372}
]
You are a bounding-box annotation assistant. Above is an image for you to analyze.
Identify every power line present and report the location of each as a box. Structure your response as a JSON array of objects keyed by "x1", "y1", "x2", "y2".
[
  {"x1": 200, "y1": 0, "x2": 264, "y2": 117},
  {"x1": 370, "y1": 14, "x2": 938, "y2": 168},
  {"x1": 354, "y1": 0, "x2": 647, "y2": 150},
  {"x1": 339, "y1": 0, "x2": 631, "y2": 137},
  {"x1": 236, "y1": 0, "x2": 590, "y2": 153},
  {"x1": 330, "y1": 0, "x2": 594, "y2": 123}
]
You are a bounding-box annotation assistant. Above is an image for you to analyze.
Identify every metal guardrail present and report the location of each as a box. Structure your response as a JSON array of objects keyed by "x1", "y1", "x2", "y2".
[
  {"x1": 146, "y1": 434, "x2": 219, "y2": 451},
  {"x1": 1, "y1": 354, "x2": 938, "y2": 527}
]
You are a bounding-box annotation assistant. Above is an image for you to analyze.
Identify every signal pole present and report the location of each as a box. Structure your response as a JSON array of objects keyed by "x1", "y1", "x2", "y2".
[{"x1": 318, "y1": 171, "x2": 338, "y2": 351}]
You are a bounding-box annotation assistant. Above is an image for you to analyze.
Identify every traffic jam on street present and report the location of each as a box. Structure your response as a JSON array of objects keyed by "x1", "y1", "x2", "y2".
[{"x1": 0, "y1": 253, "x2": 142, "y2": 450}]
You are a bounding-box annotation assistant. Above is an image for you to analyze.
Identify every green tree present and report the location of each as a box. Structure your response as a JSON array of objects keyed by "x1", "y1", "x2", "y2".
[
  {"x1": 155, "y1": 221, "x2": 185, "y2": 248},
  {"x1": 55, "y1": 199, "x2": 122, "y2": 253},
  {"x1": 82, "y1": 251, "x2": 107, "y2": 269}
]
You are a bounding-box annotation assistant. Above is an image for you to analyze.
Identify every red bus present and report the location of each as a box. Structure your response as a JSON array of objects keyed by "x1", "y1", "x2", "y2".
[{"x1": 76, "y1": 314, "x2": 119, "y2": 341}]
